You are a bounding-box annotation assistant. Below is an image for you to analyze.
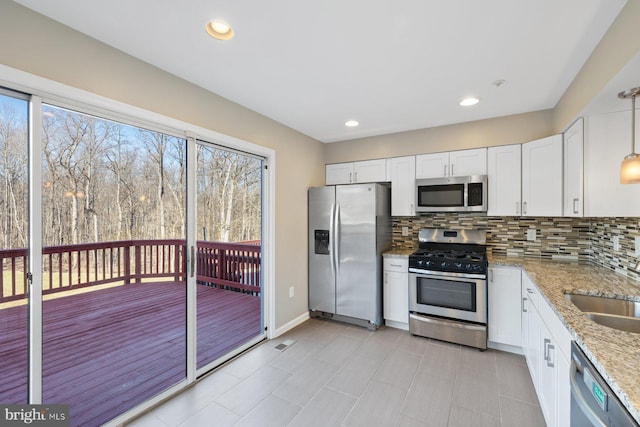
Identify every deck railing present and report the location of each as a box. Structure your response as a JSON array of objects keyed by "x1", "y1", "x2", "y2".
[{"x1": 0, "y1": 240, "x2": 261, "y2": 303}]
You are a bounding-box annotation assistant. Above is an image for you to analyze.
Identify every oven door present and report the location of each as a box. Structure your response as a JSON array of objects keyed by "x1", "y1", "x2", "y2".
[{"x1": 409, "y1": 271, "x2": 487, "y2": 324}]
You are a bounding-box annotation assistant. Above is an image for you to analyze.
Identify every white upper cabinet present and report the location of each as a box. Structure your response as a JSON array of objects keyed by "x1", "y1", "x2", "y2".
[
  {"x1": 584, "y1": 110, "x2": 640, "y2": 216},
  {"x1": 389, "y1": 156, "x2": 416, "y2": 216},
  {"x1": 326, "y1": 159, "x2": 387, "y2": 185},
  {"x1": 354, "y1": 159, "x2": 388, "y2": 183},
  {"x1": 488, "y1": 144, "x2": 522, "y2": 216},
  {"x1": 415, "y1": 152, "x2": 450, "y2": 178},
  {"x1": 521, "y1": 135, "x2": 563, "y2": 216},
  {"x1": 563, "y1": 118, "x2": 584, "y2": 217},
  {"x1": 326, "y1": 163, "x2": 354, "y2": 185},
  {"x1": 449, "y1": 148, "x2": 487, "y2": 176},
  {"x1": 415, "y1": 148, "x2": 487, "y2": 179}
]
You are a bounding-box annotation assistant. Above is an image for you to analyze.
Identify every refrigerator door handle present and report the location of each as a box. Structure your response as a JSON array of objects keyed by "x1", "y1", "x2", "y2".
[
  {"x1": 329, "y1": 202, "x2": 336, "y2": 276},
  {"x1": 335, "y1": 203, "x2": 341, "y2": 273}
]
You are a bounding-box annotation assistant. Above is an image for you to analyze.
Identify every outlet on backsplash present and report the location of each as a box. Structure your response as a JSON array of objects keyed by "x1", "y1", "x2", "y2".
[
  {"x1": 526, "y1": 229, "x2": 536, "y2": 242},
  {"x1": 613, "y1": 236, "x2": 621, "y2": 251}
]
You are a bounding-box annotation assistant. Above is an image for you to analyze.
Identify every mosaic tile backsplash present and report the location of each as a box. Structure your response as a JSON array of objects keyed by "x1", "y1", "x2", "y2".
[{"x1": 392, "y1": 214, "x2": 640, "y2": 280}]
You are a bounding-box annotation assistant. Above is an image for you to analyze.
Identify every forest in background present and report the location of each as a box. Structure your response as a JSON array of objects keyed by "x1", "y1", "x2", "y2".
[{"x1": 0, "y1": 96, "x2": 262, "y2": 250}]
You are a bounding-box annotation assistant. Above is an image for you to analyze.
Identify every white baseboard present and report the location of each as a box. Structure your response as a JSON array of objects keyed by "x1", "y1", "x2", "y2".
[
  {"x1": 270, "y1": 311, "x2": 310, "y2": 338},
  {"x1": 487, "y1": 340, "x2": 524, "y2": 355},
  {"x1": 384, "y1": 320, "x2": 409, "y2": 331}
]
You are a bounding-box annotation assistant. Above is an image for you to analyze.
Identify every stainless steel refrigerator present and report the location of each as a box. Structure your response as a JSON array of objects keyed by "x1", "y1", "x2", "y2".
[{"x1": 308, "y1": 183, "x2": 391, "y2": 330}]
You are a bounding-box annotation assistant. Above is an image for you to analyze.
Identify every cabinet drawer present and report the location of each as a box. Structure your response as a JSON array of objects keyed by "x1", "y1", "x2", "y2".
[{"x1": 383, "y1": 257, "x2": 408, "y2": 272}]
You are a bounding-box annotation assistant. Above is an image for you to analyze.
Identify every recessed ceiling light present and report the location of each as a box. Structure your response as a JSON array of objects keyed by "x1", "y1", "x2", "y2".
[
  {"x1": 345, "y1": 120, "x2": 359, "y2": 127},
  {"x1": 205, "y1": 20, "x2": 234, "y2": 40},
  {"x1": 459, "y1": 97, "x2": 479, "y2": 107}
]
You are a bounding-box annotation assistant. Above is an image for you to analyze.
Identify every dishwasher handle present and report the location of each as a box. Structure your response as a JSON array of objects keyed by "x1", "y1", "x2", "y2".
[{"x1": 570, "y1": 359, "x2": 608, "y2": 427}]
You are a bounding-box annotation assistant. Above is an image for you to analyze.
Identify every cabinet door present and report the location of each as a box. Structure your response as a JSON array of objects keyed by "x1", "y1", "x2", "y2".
[
  {"x1": 555, "y1": 350, "x2": 571, "y2": 427},
  {"x1": 449, "y1": 148, "x2": 487, "y2": 176},
  {"x1": 415, "y1": 152, "x2": 449, "y2": 179},
  {"x1": 564, "y1": 118, "x2": 584, "y2": 217},
  {"x1": 354, "y1": 159, "x2": 387, "y2": 183},
  {"x1": 539, "y1": 320, "x2": 557, "y2": 427},
  {"x1": 389, "y1": 156, "x2": 416, "y2": 216},
  {"x1": 326, "y1": 163, "x2": 354, "y2": 185},
  {"x1": 488, "y1": 144, "x2": 522, "y2": 216},
  {"x1": 383, "y1": 271, "x2": 409, "y2": 324},
  {"x1": 585, "y1": 111, "x2": 640, "y2": 216},
  {"x1": 488, "y1": 266, "x2": 522, "y2": 348},
  {"x1": 522, "y1": 135, "x2": 563, "y2": 216}
]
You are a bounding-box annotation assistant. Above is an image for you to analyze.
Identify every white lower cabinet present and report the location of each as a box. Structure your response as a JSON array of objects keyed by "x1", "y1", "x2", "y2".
[
  {"x1": 488, "y1": 266, "x2": 522, "y2": 351},
  {"x1": 383, "y1": 256, "x2": 409, "y2": 330},
  {"x1": 522, "y1": 272, "x2": 571, "y2": 427}
]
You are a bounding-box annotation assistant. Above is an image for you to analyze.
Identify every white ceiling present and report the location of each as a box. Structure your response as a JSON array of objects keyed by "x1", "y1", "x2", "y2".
[{"x1": 16, "y1": 0, "x2": 626, "y2": 143}]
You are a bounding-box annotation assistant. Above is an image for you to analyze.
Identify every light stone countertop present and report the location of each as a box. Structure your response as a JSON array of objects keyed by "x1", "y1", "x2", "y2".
[
  {"x1": 383, "y1": 248, "x2": 415, "y2": 257},
  {"x1": 489, "y1": 255, "x2": 640, "y2": 424}
]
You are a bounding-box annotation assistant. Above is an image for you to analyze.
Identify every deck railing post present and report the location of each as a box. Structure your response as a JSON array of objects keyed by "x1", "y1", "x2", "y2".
[
  {"x1": 135, "y1": 243, "x2": 142, "y2": 284},
  {"x1": 124, "y1": 245, "x2": 131, "y2": 285},
  {"x1": 174, "y1": 244, "x2": 183, "y2": 281}
]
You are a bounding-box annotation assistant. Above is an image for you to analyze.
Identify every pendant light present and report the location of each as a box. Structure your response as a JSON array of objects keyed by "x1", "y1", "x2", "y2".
[{"x1": 619, "y1": 87, "x2": 640, "y2": 184}]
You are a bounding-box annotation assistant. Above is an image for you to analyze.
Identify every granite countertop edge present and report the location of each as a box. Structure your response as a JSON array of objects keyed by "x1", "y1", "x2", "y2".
[{"x1": 489, "y1": 255, "x2": 640, "y2": 424}]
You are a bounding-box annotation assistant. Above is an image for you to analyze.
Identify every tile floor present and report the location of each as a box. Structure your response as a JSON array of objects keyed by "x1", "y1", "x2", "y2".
[{"x1": 127, "y1": 318, "x2": 546, "y2": 427}]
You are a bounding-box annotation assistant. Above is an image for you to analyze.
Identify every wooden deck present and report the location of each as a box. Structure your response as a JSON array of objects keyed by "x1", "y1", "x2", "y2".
[{"x1": 0, "y1": 281, "x2": 261, "y2": 427}]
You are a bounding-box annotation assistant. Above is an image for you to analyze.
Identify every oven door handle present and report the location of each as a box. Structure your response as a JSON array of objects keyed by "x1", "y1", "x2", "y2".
[{"x1": 408, "y1": 268, "x2": 486, "y2": 280}]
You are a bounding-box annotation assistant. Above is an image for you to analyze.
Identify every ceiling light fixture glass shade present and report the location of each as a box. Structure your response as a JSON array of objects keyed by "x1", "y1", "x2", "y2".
[
  {"x1": 206, "y1": 20, "x2": 234, "y2": 40},
  {"x1": 459, "y1": 97, "x2": 479, "y2": 107},
  {"x1": 345, "y1": 120, "x2": 359, "y2": 127},
  {"x1": 619, "y1": 87, "x2": 640, "y2": 184}
]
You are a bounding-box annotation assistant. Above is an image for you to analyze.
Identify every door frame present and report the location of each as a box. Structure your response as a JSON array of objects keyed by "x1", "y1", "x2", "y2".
[{"x1": 2, "y1": 63, "x2": 276, "y2": 423}]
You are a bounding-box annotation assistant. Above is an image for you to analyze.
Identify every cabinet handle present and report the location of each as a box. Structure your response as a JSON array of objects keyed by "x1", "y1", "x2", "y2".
[
  {"x1": 527, "y1": 288, "x2": 534, "y2": 294},
  {"x1": 523, "y1": 201, "x2": 528, "y2": 215},
  {"x1": 444, "y1": 164, "x2": 447, "y2": 177},
  {"x1": 390, "y1": 263, "x2": 402, "y2": 268},
  {"x1": 354, "y1": 172, "x2": 358, "y2": 182},
  {"x1": 490, "y1": 270, "x2": 494, "y2": 282},
  {"x1": 451, "y1": 164, "x2": 454, "y2": 176},
  {"x1": 547, "y1": 343, "x2": 555, "y2": 368},
  {"x1": 384, "y1": 272, "x2": 388, "y2": 283},
  {"x1": 544, "y1": 338, "x2": 551, "y2": 361},
  {"x1": 522, "y1": 297, "x2": 527, "y2": 313},
  {"x1": 573, "y1": 198, "x2": 579, "y2": 214},
  {"x1": 349, "y1": 172, "x2": 353, "y2": 183},
  {"x1": 516, "y1": 202, "x2": 520, "y2": 216}
]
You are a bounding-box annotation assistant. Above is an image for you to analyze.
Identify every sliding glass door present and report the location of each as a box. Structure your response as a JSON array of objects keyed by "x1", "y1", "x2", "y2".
[
  {"x1": 40, "y1": 104, "x2": 188, "y2": 426},
  {"x1": 0, "y1": 83, "x2": 268, "y2": 425},
  {"x1": 0, "y1": 89, "x2": 30, "y2": 404},
  {"x1": 195, "y1": 142, "x2": 265, "y2": 372}
]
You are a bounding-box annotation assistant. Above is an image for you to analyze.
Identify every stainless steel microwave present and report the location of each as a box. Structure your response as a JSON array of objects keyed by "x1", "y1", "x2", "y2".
[{"x1": 415, "y1": 175, "x2": 487, "y2": 213}]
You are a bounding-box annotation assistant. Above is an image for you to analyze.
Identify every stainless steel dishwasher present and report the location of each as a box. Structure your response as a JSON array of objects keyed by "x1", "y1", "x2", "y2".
[{"x1": 570, "y1": 341, "x2": 639, "y2": 426}]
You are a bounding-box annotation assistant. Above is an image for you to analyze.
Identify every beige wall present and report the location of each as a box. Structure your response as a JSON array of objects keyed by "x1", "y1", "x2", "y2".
[
  {"x1": 324, "y1": 109, "x2": 554, "y2": 164},
  {"x1": 0, "y1": 2, "x2": 325, "y2": 330},
  {"x1": 552, "y1": 0, "x2": 640, "y2": 131}
]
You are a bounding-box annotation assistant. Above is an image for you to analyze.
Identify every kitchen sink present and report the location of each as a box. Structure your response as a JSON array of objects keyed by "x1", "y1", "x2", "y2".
[
  {"x1": 584, "y1": 313, "x2": 640, "y2": 334},
  {"x1": 565, "y1": 293, "x2": 640, "y2": 334}
]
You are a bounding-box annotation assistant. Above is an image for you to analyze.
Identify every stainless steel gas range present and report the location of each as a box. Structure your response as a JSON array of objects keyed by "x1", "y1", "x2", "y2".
[{"x1": 408, "y1": 228, "x2": 488, "y2": 350}]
